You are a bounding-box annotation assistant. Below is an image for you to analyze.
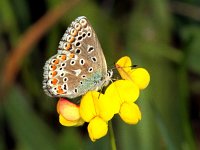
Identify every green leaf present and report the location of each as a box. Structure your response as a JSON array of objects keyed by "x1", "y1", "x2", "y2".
[
  {"x1": 181, "y1": 25, "x2": 200, "y2": 74},
  {"x1": 4, "y1": 86, "x2": 58, "y2": 150}
]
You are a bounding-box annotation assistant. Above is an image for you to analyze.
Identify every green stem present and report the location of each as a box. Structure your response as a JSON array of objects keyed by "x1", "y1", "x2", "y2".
[{"x1": 108, "y1": 121, "x2": 117, "y2": 150}]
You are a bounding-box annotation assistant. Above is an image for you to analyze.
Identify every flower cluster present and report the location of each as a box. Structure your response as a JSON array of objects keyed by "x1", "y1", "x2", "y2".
[{"x1": 57, "y1": 56, "x2": 150, "y2": 141}]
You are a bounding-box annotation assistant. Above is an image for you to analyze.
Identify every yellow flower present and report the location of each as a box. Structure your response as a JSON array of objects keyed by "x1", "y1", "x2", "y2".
[
  {"x1": 105, "y1": 80, "x2": 141, "y2": 124},
  {"x1": 103, "y1": 56, "x2": 150, "y2": 124},
  {"x1": 105, "y1": 80, "x2": 140, "y2": 113},
  {"x1": 116, "y1": 56, "x2": 150, "y2": 90},
  {"x1": 80, "y1": 91, "x2": 115, "y2": 122},
  {"x1": 57, "y1": 98, "x2": 84, "y2": 126},
  {"x1": 88, "y1": 117, "x2": 108, "y2": 142},
  {"x1": 80, "y1": 91, "x2": 115, "y2": 142},
  {"x1": 115, "y1": 56, "x2": 132, "y2": 79},
  {"x1": 119, "y1": 102, "x2": 141, "y2": 124},
  {"x1": 55, "y1": 56, "x2": 150, "y2": 141}
]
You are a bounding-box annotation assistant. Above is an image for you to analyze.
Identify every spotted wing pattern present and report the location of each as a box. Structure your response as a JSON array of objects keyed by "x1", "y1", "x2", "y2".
[{"x1": 43, "y1": 16, "x2": 108, "y2": 99}]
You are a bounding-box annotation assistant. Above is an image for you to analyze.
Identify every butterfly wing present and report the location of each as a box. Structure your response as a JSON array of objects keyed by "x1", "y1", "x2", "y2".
[{"x1": 43, "y1": 16, "x2": 108, "y2": 99}]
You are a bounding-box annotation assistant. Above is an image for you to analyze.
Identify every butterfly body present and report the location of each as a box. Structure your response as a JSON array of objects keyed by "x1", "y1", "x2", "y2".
[{"x1": 43, "y1": 16, "x2": 111, "y2": 99}]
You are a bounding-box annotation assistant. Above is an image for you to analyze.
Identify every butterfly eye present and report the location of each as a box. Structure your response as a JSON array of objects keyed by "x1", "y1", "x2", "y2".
[
  {"x1": 79, "y1": 18, "x2": 87, "y2": 27},
  {"x1": 107, "y1": 70, "x2": 113, "y2": 78}
]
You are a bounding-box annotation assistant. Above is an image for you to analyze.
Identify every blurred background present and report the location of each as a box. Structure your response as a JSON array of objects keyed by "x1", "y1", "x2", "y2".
[{"x1": 0, "y1": 0, "x2": 200, "y2": 149}]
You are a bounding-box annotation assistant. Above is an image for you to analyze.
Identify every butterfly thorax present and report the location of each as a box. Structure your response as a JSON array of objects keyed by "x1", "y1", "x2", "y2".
[{"x1": 76, "y1": 69, "x2": 112, "y2": 95}]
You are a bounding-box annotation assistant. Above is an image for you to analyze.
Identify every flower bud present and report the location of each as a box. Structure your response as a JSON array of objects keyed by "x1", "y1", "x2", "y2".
[{"x1": 57, "y1": 98, "x2": 84, "y2": 126}]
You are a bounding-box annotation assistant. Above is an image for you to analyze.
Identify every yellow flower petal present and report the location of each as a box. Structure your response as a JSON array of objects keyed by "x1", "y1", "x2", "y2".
[
  {"x1": 105, "y1": 80, "x2": 140, "y2": 110},
  {"x1": 88, "y1": 117, "x2": 108, "y2": 142},
  {"x1": 115, "y1": 57, "x2": 150, "y2": 90},
  {"x1": 119, "y1": 102, "x2": 141, "y2": 124},
  {"x1": 115, "y1": 56, "x2": 132, "y2": 79},
  {"x1": 57, "y1": 98, "x2": 81, "y2": 121},
  {"x1": 80, "y1": 91, "x2": 98, "y2": 122},
  {"x1": 59, "y1": 115, "x2": 84, "y2": 127},
  {"x1": 98, "y1": 94, "x2": 115, "y2": 121},
  {"x1": 80, "y1": 91, "x2": 115, "y2": 122},
  {"x1": 129, "y1": 68, "x2": 150, "y2": 90}
]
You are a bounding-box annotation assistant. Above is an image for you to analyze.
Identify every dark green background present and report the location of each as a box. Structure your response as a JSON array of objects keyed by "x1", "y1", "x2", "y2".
[{"x1": 0, "y1": 0, "x2": 200, "y2": 149}]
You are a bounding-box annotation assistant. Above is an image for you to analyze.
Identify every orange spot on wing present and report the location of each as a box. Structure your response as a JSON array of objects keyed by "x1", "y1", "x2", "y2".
[
  {"x1": 71, "y1": 29, "x2": 78, "y2": 36},
  {"x1": 69, "y1": 36, "x2": 75, "y2": 43},
  {"x1": 57, "y1": 85, "x2": 64, "y2": 94},
  {"x1": 61, "y1": 55, "x2": 66, "y2": 60},
  {"x1": 52, "y1": 78, "x2": 58, "y2": 85},
  {"x1": 65, "y1": 43, "x2": 72, "y2": 51},
  {"x1": 52, "y1": 71, "x2": 57, "y2": 77},
  {"x1": 53, "y1": 59, "x2": 59, "y2": 64},
  {"x1": 69, "y1": 53, "x2": 75, "y2": 59},
  {"x1": 52, "y1": 65, "x2": 56, "y2": 70}
]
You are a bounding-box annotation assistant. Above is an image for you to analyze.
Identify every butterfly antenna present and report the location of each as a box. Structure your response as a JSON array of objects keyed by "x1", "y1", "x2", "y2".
[{"x1": 114, "y1": 64, "x2": 138, "y2": 70}]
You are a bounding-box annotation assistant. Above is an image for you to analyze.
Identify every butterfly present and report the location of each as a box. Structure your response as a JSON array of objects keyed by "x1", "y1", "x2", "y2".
[{"x1": 43, "y1": 16, "x2": 112, "y2": 99}]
